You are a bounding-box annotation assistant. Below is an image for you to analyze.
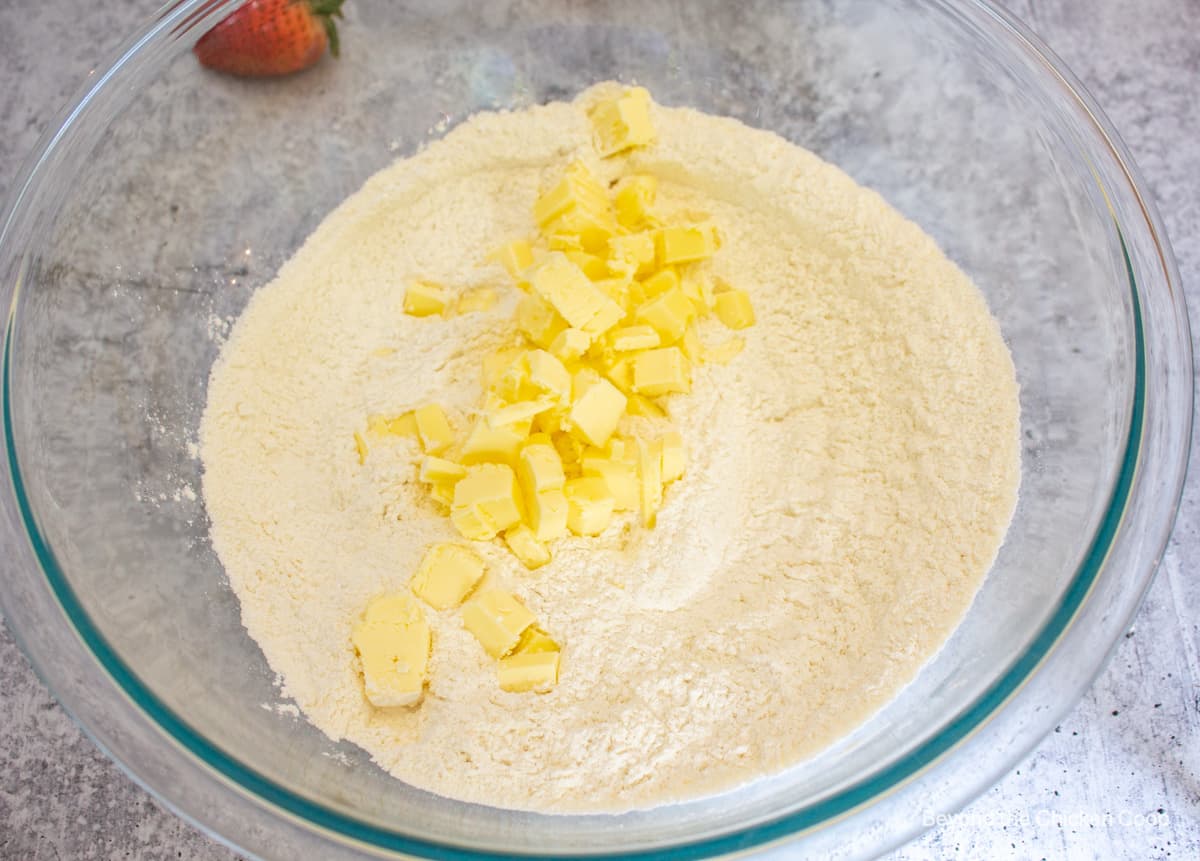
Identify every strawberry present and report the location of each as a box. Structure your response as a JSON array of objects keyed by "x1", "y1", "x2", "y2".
[{"x1": 194, "y1": 0, "x2": 346, "y2": 77}]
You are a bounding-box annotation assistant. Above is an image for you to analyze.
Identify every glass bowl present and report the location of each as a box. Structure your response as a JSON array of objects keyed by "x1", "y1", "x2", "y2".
[{"x1": 0, "y1": 0, "x2": 1191, "y2": 858}]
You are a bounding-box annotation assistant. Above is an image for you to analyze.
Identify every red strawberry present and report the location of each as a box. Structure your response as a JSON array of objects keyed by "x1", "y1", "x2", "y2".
[{"x1": 194, "y1": 0, "x2": 346, "y2": 77}]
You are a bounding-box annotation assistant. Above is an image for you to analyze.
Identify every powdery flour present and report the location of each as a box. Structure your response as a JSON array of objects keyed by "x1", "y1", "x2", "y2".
[{"x1": 200, "y1": 85, "x2": 1020, "y2": 813}]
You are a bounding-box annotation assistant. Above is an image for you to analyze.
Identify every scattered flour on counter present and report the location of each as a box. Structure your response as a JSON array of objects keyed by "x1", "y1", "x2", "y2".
[{"x1": 199, "y1": 84, "x2": 1020, "y2": 813}]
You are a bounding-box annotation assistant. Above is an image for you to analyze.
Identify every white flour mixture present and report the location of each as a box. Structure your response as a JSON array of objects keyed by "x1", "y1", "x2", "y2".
[{"x1": 200, "y1": 85, "x2": 1020, "y2": 813}]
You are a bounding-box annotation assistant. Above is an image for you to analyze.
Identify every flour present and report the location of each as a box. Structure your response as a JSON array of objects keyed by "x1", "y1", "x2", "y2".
[{"x1": 199, "y1": 84, "x2": 1020, "y2": 813}]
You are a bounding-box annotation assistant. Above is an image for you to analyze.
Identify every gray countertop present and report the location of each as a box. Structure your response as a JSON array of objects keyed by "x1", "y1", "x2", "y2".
[{"x1": 0, "y1": 1, "x2": 1197, "y2": 859}]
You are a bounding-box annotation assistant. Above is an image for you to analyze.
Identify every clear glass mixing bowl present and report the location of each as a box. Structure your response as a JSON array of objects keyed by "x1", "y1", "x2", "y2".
[{"x1": 0, "y1": 1, "x2": 1191, "y2": 858}]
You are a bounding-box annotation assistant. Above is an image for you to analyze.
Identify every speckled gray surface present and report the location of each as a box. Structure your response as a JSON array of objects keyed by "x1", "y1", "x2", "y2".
[{"x1": 0, "y1": 1, "x2": 1197, "y2": 859}]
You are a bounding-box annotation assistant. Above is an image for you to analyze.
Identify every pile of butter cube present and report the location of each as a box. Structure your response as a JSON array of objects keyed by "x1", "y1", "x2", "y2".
[
  {"x1": 353, "y1": 543, "x2": 561, "y2": 706},
  {"x1": 352, "y1": 87, "x2": 755, "y2": 703}
]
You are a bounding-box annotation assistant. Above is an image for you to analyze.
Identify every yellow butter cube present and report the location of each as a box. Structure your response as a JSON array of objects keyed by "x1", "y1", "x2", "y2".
[
  {"x1": 487, "y1": 398, "x2": 555, "y2": 428},
  {"x1": 607, "y1": 232, "x2": 657, "y2": 279},
  {"x1": 636, "y1": 287, "x2": 694, "y2": 343},
  {"x1": 419, "y1": 456, "x2": 467, "y2": 484},
  {"x1": 534, "y1": 162, "x2": 610, "y2": 225},
  {"x1": 403, "y1": 280, "x2": 447, "y2": 317},
  {"x1": 503, "y1": 524, "x2": 552, "y2": 570},
  {"x1": 625, "y1": 393, "x2": 666, "y2": 418},
  {"x1": 640, "y1": 268, "x2": 679, "y2": 299},
  {"x1": 713, "y1": 288, "x2": 756, "y2": 330},
  {"x1": 551, "y1": 431, "x2": 585, "y2": 467},
  {"x1": 567, "y1": 377, "x2": 627, "y2": 448},
  {"x1": 518, "y1": 442, "x2": 566, "y2": 497},
  {"x1": 589, "y1": 86, "x2": 656, "y2": 157},
  {"x1": 604, "y1": 356, "x2": 634, "y2": 393},
  {"x1": 352, "y1": 593, "x2": 430, "y2": 708},
  {"x1": 633, "y1": 346, "x2": 691, "y2": 397},
  {"x1": 414, "y1": 404, "x2": 454, "y2": 454},
  {"x1": 706, "y1": 336, "x2": 746, "y2": 364},
  {"x1": 524, "y1": 349, "x2": 572, "y2": 402},
  {"x1": 564, "y1": 477, "x2": 615, "y2": 536},
  {"x1": 636, "y1": 437, "x2": 664, "y2": 528},
  {"x1": 451, "y1": 464, "x2": 524, "y2": 540},
  {"x1": 494, "y1": 239, "x2": 534, "y2": 277},
  {"x1": 514, "y1": 625, "x2": 559, "y2": 655},
  {"x1": 655, "y1": 223, "x2": 720, "y2": 266},
  {"x1": 583, "y1": 457, "x2": 638, "y2": 511},
  {"x1": 498, "y1": 651, "x2": 560, "y2": 693},
  {"x1": 530, "y1": 255, "x2": 623, "y2": 337},
  {"x1": 410, "y1": 543, "x2": 485, "y2": 609},
  {"x1": 517, "y1": 294, "x2": 567, "y2": 349},
  {"x1": 660, "y1": 431, "x2": 686, "y2": 483},
  {"x1": 614, "y1": 175, "x2": 658, "y2": 229},
  {"x1": 367, "y1": 412, "x2": 419, "y2": 438},
  {"x1": 548, "y1": 233, "x2": 584, "y2": 252},
  {"x1": 462, "y1": 589, "x2": 537, "y2": 658},
  {"x1": 549, "y1": 328, "x2": 591, "y2": 363},
  {"x1": 455, "y1": 286, "x2": 498, "y2": 315},
  {"x1": 353, "y1": 431, "x2": 368, "y2": 465},
  {"x1": 565, "y1": 251, "x2": 610, "y2": 281},
  {"x1": 461, "y1": 418, "x2": 524, "y2": 466},
  {"x1": 611, "y1": 324, "x2": 661, "y2": 352},
  {"x1": 528, "y1": 488, "x2": 569, "y2": 541}
]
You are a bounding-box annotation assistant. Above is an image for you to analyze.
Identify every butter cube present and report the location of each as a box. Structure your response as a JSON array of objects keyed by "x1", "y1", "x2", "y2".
[
  {"x1": 611, "y1": 324, "x2": 661, "y2": 352},
  {"x1": 498, "y1": 651, "x2": 560, "y2": 693},
  {"x1": 528, "y1": 488, "x2": 569, "y2": 541},
  {"x1": 524, "y1": 349, "x2": 572, "y2": 402},
  {"x1": 533, "y1": 162, "x2": 610, "y2": 226},
  {"x1": 514, "y1": 625, "x2": 559, "y2": 655},
  {"x1": 549, "y1": 328, "x2": 591, "y2": 363},
  {"x1": 636, "y1": 437, "x2": 664, "y2": 528},
  {"x1": 530, "y1": 255, "x2": 623, "y2": 337},
  {"x1": 626, "y1": 393, "x2": 666, "y2": 418},
  {"x1": 564, "y1": 477, "x2": 615, "y2": 536},
  {"x1": 614, "y1": 175, "x2": 658, "y2": 229},
  {"x1": 517, "y1": 294, "x2": 567, "y2": 349},
  {"x1": 456, "y1": 286, "x2": 498, "y2": 315},
  {"x1": 410, "y1": 543, "x2": 485, "y2": 609},
  {"x1": 462, "y1": 589, "x2": 537, "y2": 658},
  {"x1": 706, "y1": 336, "x2": 746, "y2": 364},
  {"x1": 352, "y1": 593, "x2": 430, "y2": 708},
  {"x1": 589, "y1": 87, "x2": 656, "y2": 157},
  {"x1": 566, "y1": 377, "x2": 627, "y2": 448},
  {"x1": 403, "y1": 280, "x2": 447, "y2": 317},
  {"x1": 494, "y1": 239, "x2": 534, "y2": 277},
  {"x1": 504, "y1": 524, "x2": 552, "y2": 570},
  {"x1": 636, "y1": 287, "x2": 694, "y2": 343},
  {"x1": 640, "y1": 268, "x2": 679, "y2": 299},
  {"x1": 451, "y1": 464, "x2": 524, "y2": 540},
  {"x1": 565, "y1": 251, "x2": 610, "y2": 281},
  {"x1": 714, "y1": 288, "x2": 756, "y2": 330},
  {"x1": 604, "y1": 356, "x2": 634, "y2": 393},
  {"x1": 483, "y1": 347, "x2": 525, "y2": 386},
  {"x1": 660, "y1": 431, "x2": 686, "y2": 483},
  {"x1": 582, "y1": 457, "x2": 638, "y2": 511},
  {"x1": 487, "y1": 398, "x2": 555, "y2": 428},
  {"x1": 414, "y1": 404, "x2": 454, "y2": 454},
  {"x1": 518, "y1": 442, "x2": 566, "y2": 498},
  {"x1": 367, "y1": 412, "x2": 419, "y2": 438},
  {"x1": 552, "y1": 431, "x2": 585, "y2": 466},
  {"x1": 461, "y1": 418, "x2": 524, "y2": 466},
  {"x1": 419, "y1": 456, "x2": 467, "y2": 484},
  {"x1": 353, "y1": 431, "x2": 368, "y2": 465},
  {"x1": 633, "y1": 347, "x2": 691, "y2": 396},
  {"x1": 655, "y1": 223, "x2": 720, "y2": 266},
  {"x1": 607, "y1": 233, "x2": 657, "y2": 279}
]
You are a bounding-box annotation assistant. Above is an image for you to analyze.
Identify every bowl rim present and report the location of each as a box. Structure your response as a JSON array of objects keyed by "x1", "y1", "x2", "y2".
[{"x1": 0, "y1": 0, "x2": 1192, "y2": 858}]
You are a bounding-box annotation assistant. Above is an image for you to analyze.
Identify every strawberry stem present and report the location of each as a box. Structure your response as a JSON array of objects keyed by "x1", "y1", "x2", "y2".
[{"x1": 307, "y1": 0, "x2": 346, "y2": 58}]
